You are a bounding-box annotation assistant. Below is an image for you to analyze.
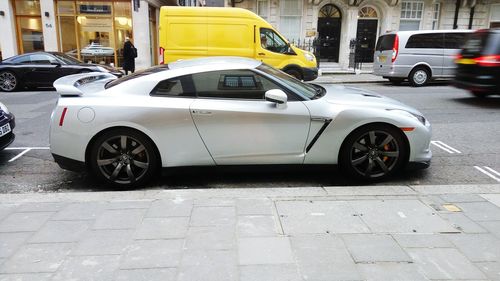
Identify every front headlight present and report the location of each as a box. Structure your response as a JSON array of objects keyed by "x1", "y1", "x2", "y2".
[
  {"x1": 0, "y1": 102, "x2": 10, "y2": 114},
  {"x1": 387, "y1": 109, "x2": 426, "y2": 125},
  {"x1": 304, "y1": 52, "x2": 315, "y2": 62}
]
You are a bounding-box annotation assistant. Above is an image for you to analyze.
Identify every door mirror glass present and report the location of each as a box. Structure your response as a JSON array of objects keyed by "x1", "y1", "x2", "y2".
[{"x1": 265, "y1": 89, "x2": 287, "y2": 104}]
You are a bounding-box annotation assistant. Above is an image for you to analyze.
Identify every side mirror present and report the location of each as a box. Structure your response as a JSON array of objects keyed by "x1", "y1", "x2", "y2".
[
  {"x1": 51, "y1": 62, "x2": 61, "y2": 67},
  {"x1": 265, "y1": 89, "x2": 287, "y2": 105}
]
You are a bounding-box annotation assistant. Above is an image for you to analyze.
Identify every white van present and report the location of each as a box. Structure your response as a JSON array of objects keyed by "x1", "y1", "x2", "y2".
[{"x1": 373, "y1": 30, "x2": 473, "y2": 86}]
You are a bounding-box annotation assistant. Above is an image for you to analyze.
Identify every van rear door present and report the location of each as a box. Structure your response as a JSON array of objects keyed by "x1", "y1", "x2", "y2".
[{"x1": 374, "y1": 34, "x2": 396, "y2": 75}]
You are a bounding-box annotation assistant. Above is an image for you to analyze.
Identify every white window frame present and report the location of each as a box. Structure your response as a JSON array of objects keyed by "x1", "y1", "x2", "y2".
[
  {"x1": 400, "y1": 1, "x2": 424, "y2": 30},
  {"x1": 256, "y1": 0, "x2": 269, "y2": 20},
  {"x1": 432, "y1": 3, "x2": 440, "y2": 30},
  {"x1": 279, "y1": 0, "x2": 302, "y2": 41}
]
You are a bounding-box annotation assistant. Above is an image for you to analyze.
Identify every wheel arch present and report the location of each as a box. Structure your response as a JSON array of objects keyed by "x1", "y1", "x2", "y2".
[
  {"x1": 410, "y1": 63, "x2": 433, "y2": 78},
  {"x1": 84, "y1": 126, "x2": 162, "y2": 171},
  {"x1": 282, "y1": 64, "x2": 304, "y2": 79}
]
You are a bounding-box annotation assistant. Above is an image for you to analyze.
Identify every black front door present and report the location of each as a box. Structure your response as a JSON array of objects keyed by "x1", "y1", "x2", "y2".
[
  {"x1": 355, "y1": 19, "x2": 378, "y2": 63},
  {"x1": 317, "y1": 5, "x2": 342, "y2": 62}
]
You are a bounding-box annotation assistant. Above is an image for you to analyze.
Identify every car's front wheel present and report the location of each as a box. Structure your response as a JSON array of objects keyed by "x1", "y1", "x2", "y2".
[
  {"x1": 0, "y1": 71, "x2": 19, "y2": 92},
  {"x1": 89, "y1": 129, "x2": 159, "y2": 188},
  {"x1": 339, "y1": 124, "x2": 409, "y2": 180}
]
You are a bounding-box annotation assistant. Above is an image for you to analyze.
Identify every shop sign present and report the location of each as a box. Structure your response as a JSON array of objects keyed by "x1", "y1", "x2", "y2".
[{"x1": 79, "y1": 5, "x2": 111, "y2": 14}]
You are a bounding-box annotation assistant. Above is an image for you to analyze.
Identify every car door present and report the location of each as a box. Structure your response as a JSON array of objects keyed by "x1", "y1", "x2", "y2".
[
  {"x1": 189, "y1": 69, "x2": 311, "y2": 165},
  {"x1": 29, "y1": 54, "x2": 65, "y2": 86}
]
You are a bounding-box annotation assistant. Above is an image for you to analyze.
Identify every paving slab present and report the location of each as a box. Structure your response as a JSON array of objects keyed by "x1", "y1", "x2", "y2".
[
  {"x1": 342, "y1": 234, "x2": 411, "y2": 263},
  {"x1": 357, "y1": 263, "x2": 430, "y2": 281},
  {"x1": 349, "y1": 200, "x2": 457, "y2": 233},
  {"x1": 475, "y1": 262, "x2": 500, "y2": 281},
  {"x1": 15, "y1": 202, "x2": 68, "y2": 213},
  {"x1": 439, "y1": 194, "x2": 487, "y2": 203},
  {"x1": 481, "y1": 194, "x2": 500, "y2": 208},
  {"x1": 178, "y1": 249, "x2": 237, "y2": 281},
  {"x1": 184, "y1": 225, "x2": 235, "y2": 250},
  {"x1": 479, "y1": 221, "x2": 500, "y2": 239},
  {"x1": 391, "y1": 233, "x2": 454, "y2": 248},
  {"x1": 92, "y1": 209, "x2": 146, "y2": 230},
  {"x1": 105, "y1": 200, "x2": 152, "y2": 210},
  {"x1": 72, "y1": 229, "x2": 134, "y2": 256},
  {"x1": 0, "y1": 243, "x2": 73, "y2": 273},
  {"x1": 456, "y1": 201, "x2": 500, "y2": 221},
  {"x1": 51, "y1": 202, "x2": 106, "y2": 220},
  {"x1": 0, "y1": 273, "x2": 53, "y2": 281},
  {"x1": 114, "y1": 268, "x2": 177, "y2": 281},
  {"x1": 411, "y1": 184, "x2": 500, "y2": 194},
  {"x1": 324, "y1": 185, "x2": 416, "y2": 196},
  {"x1": 446, "y1": 233, "x2": 500, "y2": 262},
  {"x1": 276, "y1": 200, "x2": 370, "y2": 234},
  {"x1": 236, "y1": 198, "x2": 274, "y2": 215},
  {"x1": 134, "y1": 217, "x2": 189, "y2": 239},
  {"x1": 439, "y1": 213, "x2": 487, "y2": 233},
  {"x1": 0, "y1": 233, "x2": 33, "y2": 259},
  {"x1": 190, "y1": 206, "x2": 236, "y2": 226},
  {"x1": 146, "y1": 199, "x2": 193, "y2": 217},
  {"x1": 407, "y1": 248, "x2": 487, "y2": 280},
  {"x1": 238, "y1": 237, "x2": 294, "y2": 265},
  {"x1": 28, "y1": 220, "x2": 91, "y2": 243},
  {"x1": 237, "y1": 215, "x2": 279, "y2": 237},
  {"x1": 239, "y1": 264, "x2": 302, "y2": 281},
  {"x1": 0, "y1": 212, "x2": 54, "y2": 233},
  {"x1": 194, "y1": 198, "x2": 235, "y2": 206},
  {"x1": 0, "y1": 204, "x2": 17, "y2": 222},
  {"x1": 52, "y1": 255, "x2": 121, "y2": 281},
  {"x1": 120, "y1": 239, "x2": 184, "y2": 269}
]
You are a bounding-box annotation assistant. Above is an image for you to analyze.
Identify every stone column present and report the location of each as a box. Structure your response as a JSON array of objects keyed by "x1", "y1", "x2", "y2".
[
  {"x1": 40, "y1": 0, "x2": 58, "y2": 52},
  {"x1": 132, "y1": 0, "x2": 152, "y2": 70},
  {"x1": 339, "y1": 6, "x2": 358, "y2": 69},
  {"x1": 0, "y1": 0, "x2": 18, "y2": 58}
]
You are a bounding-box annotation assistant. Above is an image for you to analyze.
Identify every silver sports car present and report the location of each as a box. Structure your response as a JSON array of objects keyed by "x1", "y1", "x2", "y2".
[{"x1": 50, "y1": 57, "x2": 432, "y2": 187}]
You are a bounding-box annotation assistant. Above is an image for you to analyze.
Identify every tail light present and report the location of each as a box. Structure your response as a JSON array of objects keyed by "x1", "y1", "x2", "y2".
[
  {"x1": 391, "y1": 34, "x2": 399, "y2": 63},
  {"x1": 475, "y1": 55, "x2": 500, "y2": 67},
  {"x1": 159, "y1": 47, "x2": 165, "y2": 65}
]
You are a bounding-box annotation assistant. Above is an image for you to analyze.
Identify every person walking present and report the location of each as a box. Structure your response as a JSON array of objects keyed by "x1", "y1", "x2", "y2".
[{"x1": 123, "y1": 37, "x2": 137, "y2": 75}]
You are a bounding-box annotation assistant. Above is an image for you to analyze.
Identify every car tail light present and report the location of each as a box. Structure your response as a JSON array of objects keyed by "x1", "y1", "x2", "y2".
[
  {"x1": 59, "y1": 107, "x2": 67, "y2": 126},
  {"x1": 159, "y1": 47, "x2": 165, "y2": 65},
  {"x1": 391, "y1": 34, "x2": 399, "y2": 63},
  {"x1": 474, "y1": 55, "x2": 500, "y2": 67}
]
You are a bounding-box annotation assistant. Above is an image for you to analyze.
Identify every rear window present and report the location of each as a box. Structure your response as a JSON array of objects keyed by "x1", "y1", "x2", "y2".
[
  {"x1": 375, "y1": 34, "x2": 396, "y2": 51},
  {"x1": 405, "y1": 33, "x2": 444, "y2": 48},
  {"x1": 461, "y1": 31, "x2": 500, "y2": 57},
  {"x1": 105, "y1": 65, "x2": 169, "y2": 89}
]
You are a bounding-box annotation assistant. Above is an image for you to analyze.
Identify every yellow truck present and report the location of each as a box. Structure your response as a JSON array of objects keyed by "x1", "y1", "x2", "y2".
[{"x1": 158, "y1": 6, "x2": 318, "y2": 81}]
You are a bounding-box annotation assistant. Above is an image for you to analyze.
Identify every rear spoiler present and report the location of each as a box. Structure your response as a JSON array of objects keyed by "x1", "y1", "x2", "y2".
[{"x1": 53, "y1": 72, "x2": 118, "y2": 97}]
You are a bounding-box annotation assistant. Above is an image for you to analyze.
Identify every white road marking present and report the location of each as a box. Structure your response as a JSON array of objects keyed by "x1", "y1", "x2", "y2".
[
  {"x1": 4, "y1": 147, "x2": 50, "y2": 150},
  {"x1": 8, "y1": 148, "x2": 32, "y2": 162},
  {"x1": 431, "y1": 141, "x2": 462, "y2": 154},
  {"x1": 474, "y1": 166, "x2": 500, "y2": 182}
]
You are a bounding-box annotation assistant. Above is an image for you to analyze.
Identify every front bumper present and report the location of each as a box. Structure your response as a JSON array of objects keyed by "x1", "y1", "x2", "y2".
[{"x1": 302, "y1": 67, "x2": 319, "y2": 81}]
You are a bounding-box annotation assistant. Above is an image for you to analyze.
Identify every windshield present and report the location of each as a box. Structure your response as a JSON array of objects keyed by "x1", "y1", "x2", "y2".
[
  {"x1": 52, "y1": 53, "x2": 82, "y2": 64},
  {"x1": 260, "y1": 28, "x2": 290, "y2": 54},
  {"x1": 105, "y1": 65, "x2": 170, "y2": 89},
  {"x1": 257, "y1": 64, "x2": 321, "y2": 99}
]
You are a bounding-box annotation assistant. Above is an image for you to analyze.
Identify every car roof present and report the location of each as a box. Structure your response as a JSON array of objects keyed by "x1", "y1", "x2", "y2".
[
  {"x1": 168, "y1": 56, "x2": 262, "y2": 71},
  {"x1": 383, "y1": 29, "x2": 475, "y2": 36}
]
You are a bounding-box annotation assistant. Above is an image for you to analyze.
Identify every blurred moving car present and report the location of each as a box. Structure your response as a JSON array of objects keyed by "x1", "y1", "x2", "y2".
[
  {"x1": 80, "y1": 42, "x2": 115, "y2": 56},
  {"x1": 453, "y1": 29, "x2": 500, "y2": 97},
  {"x1": 50, "y1": 57, "x2": 432, "y2": 188},
  {"x1": 0, "y1": 52, "x2": 123, "y2": 92},
  {"x1": 373, "y1": 30, "x2": 473, "y2": 86},
  {"x1": 0, "y1": 102, "x2": 15, "y2": 151}
]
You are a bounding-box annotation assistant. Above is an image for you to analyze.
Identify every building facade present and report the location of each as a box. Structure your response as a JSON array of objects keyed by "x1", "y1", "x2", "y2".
[{"x1": 0, "y1": 0, "x2": 169, "y2": 69}]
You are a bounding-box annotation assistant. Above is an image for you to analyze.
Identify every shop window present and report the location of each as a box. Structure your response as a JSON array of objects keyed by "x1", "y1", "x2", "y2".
[
  {"x1": 15, "y1": 0, "x2": 41, "y2": 16},
  {"x1": 399, "y1": 1, "x2": 423, "y2": 31},
  {"x1": 14, "y1": 0, "x2": 44, "y2": 54},
  {"x1": 58, "y1": 1, "x2": 75, "y2": 14},
  {"x1": 280, "y1": 0, "x2": 302, "y2": 41}
]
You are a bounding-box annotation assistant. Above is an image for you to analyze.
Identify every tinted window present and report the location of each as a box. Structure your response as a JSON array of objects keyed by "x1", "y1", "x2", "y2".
[
  {"x1": 10, "y1": 55, "x2": 31, "y2": 64},
  {"x1": 105, "y1": 65, "x2": 169, "y2": 89},
  {"x1": 405, "y1": 33, "x2": 444, "y2": 48},
  {"x1": 375, "y1": 34, "x2": 396, "y2": 51},
  {"x1": 193, "y1": 69, "x2": 283, "y2": 100},
  {"x1": 150, "y1": 75, "x2": 195, "y2": 97},
  {"x1": 29, "y1": 54, "x2": 57, "y2": 64},
  {"x1": 444, "y1": 33, "x2": 468, "y2": 49},
  {"x1": 461, "y1": 31, "x2": 500, "y2": 57}
]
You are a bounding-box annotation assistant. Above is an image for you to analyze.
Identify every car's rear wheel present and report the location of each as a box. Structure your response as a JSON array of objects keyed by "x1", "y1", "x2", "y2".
[
  {"x1": 89, "y1": 129, "x2": 158, "y2": 188},
  {"x1": 339, "y1": 124, "x2": 408, "y2": 180},
  {"x1": 409, "y1": 67, "x2": 430, "y2": 87},
  {"x1": 0, "y1": 71, "x2": 19, "y2": 92}
]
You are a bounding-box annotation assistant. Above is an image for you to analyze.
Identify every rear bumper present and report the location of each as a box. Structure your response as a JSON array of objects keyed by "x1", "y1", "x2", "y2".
[
  {"x1": 0, "y1": 114, "x2": 16, "y2": 150},
  {"x1": 52, "y1": 153, "x2": 86, "y2": 172},
  {"x1": 302, "y1": 67, "x2": 318, "y2": 81},
  {"x1": 373, "y1": 64, "x2": 412, "y2": 78}
]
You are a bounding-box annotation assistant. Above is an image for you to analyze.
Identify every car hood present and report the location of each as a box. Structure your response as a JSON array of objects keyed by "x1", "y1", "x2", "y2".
[{"x1": 320, "y1": 84, "x2": 423, "y2": 115}]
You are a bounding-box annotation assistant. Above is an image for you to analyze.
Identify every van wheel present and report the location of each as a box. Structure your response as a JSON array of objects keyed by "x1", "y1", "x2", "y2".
[
  {"x1": 388, "y1": 78, "x2": 404, "y2": 85},
  {"x1": 409, "y1": 67, "x2": 430, "y2": 87},
  {"x1": 285, "y1": 68, "x2": 303, "y2": 80}
]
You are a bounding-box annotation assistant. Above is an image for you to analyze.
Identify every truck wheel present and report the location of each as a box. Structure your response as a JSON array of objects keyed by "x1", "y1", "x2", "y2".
[{"x1": 285, "y1": 68, "x2": 303, "y2": 80}]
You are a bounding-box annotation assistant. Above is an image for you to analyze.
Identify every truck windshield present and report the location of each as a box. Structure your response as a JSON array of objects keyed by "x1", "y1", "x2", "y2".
[
  {"x1": 260, "y1": 28, "x2": 289, "y2": 54},
  {"x1": 257, "y1": 64, "x2": 320, "y2": 99}
]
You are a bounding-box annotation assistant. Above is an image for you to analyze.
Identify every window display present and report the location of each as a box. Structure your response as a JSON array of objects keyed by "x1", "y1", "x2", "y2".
[{"x1": 15, "y1": 0, "x2": 44, "y2": 53}]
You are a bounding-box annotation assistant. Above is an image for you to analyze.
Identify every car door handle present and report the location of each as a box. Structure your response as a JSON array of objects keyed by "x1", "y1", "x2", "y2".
[
  {"x1": 258, "y1": 53, "x2": 265, "y2": 56},
  {"x1": 192, "y1": 110, "x2": 212, "y2": 115}
]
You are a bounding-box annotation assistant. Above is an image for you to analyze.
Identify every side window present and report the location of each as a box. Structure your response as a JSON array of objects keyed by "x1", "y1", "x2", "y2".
[
  {"x1": 444, "y1": 33, "x2": 468, "y2": 49},
  {"x1": 150, "y1": 75, "x2": 195, "y2": 97},
  {"x1": 260, "y1": 28, "x2": 288, "y2": 54},
  {"x1": 29, "y1": 54, "x2": 56, "y2": 64},
  {"x1": 11, "y1": 55, "x2": 31, "y2": 64},
  {"x1": 193, "y1": 69, "x2": 285, "y2": 100},
  {"x1": 405, "y1": 33, "x2": 444, "y2": 48}
]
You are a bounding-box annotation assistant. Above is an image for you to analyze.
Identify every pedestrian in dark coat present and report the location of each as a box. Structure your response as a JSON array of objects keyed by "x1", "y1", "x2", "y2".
[{"x1": 123, "y1": 37, "x2": 136, "y2": 75}]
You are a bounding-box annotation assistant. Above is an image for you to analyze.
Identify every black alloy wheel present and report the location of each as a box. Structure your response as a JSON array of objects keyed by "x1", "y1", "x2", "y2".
[
  {"x1": 90, "y1": 129, "x2": 158, "y2": 188},
  {"x1": 0, "y1": 71, "x2": 19, "y2": 92},
  {"x1": 340, "y1": 124, "x2": 408, "y2": 180}
]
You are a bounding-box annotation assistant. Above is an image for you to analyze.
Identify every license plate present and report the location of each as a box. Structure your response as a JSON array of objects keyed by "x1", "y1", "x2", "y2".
[
  {"x1": 0, "y1": 123, "x2": 11, "y2": 137},
  {"x1": 456, "y1": 58, "x2": 476, "y2": 65},
  {"x1": 379, "y1": 56, "x2": 387, "y2": 63}
]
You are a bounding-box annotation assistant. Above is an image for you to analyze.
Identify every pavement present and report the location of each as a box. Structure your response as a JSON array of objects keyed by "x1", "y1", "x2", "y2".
[
  {"x1": 315, "y1": 73, "x2": 386, "y2": 84},
  {"x1": 1, "y1": 184, "x2": 500, "y2": 281}
]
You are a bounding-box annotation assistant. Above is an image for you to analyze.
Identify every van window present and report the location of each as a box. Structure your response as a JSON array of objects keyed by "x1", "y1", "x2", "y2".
[
  {"x1": 461, "y1": 31, "x2": 500, "y2": 57},
  {"x1": 375, "y1": 34, "x2": 395, "y2": 51},
  {"x1": 444, "y1": 33, "x2": 468, "y2": 49},
  {"x1": 260, "y1": 28, "x2": 289, "y2": 54},
  {"x1": 405, "y1": 33, "x2": 444, "y2": 48}
]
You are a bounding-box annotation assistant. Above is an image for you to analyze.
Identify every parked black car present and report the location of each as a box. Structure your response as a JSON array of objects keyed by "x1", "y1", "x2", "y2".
[
  {"x1": 0, "y1": 52, "x2": 123, "y2": 92},
  {"x1": 453, "y1": 29, "x2": 500, "y2": 97},
  {"x1": 0, "y1": 102, "x2": 15, "y2": 150}
]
